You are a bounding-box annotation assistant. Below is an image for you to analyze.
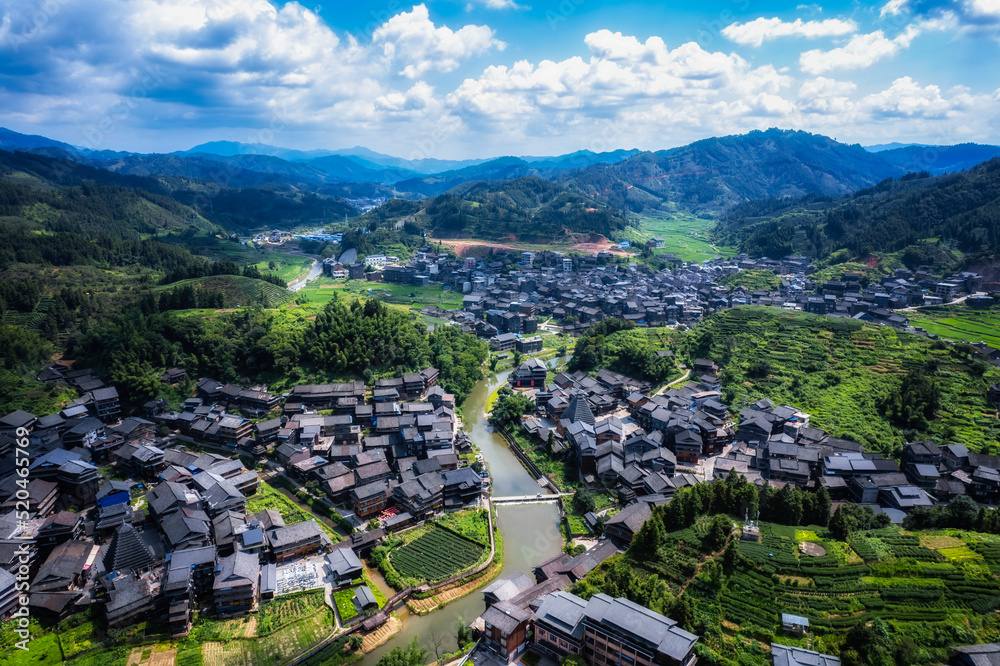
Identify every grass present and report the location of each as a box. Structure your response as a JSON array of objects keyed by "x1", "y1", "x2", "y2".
[
  {"x1": 627, "y1": 212, "x2": 738, "y2": 263},
  {"x1": 155, "y1": 275, "x2": 294, "y2": 308},
  {"x1": 247, "y1": 481, "x2": 314, "y2": 525},
  {"x1": 246, "y1": 481, "x2": 340, "y2": 541},
  {"x1": 516, "y1": 428, "x2": 581, "y2": 490},
  {"x1": 436, "y1": 508, "x2": 491, "y2": 546},
  {"x1": 338, "y1": 280, "x2": 464, "y2": 311}
]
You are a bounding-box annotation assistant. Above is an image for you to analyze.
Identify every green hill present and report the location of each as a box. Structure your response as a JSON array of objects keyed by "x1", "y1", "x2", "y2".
[
  {"x1": 714, "y1": 158, "x2": 1000, "y2": 263},
  {"x1": 681, "y1": 307, "x2": 1000, "y2": 456},
  {"x1": 154, "y1": 275, "x2": 293, "y2": 309},
  {"x1": 362, "y1": 176, "x2": 630, "y2": 242}
]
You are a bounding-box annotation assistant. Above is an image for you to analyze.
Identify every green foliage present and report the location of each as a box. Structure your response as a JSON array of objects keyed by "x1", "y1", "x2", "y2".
[
  {"x1": 376, "y1": 637, "x2": 427, "y2": 666},
  {"x1": 684, "y1": 306, "x2": 1000, "y2": 455},
  {"x1": 570, "y1": 319, "x2": 676, "y2": 382},
  {"x1": 490, "y1": 386, "x2": 534, "y2": 427},
  {"x1": 572, "y1": 489, "x2": 597, "y2": 515},
  {"x1": 718, "y1": 270, "x2": 781, "y2": 291},
  {"x1": 829, "y1": 503, "x2": 892, "y2": 540},
  {"x1": 716, "y1": 157, "x2": 1000, "y2": 263},
  {"x1": 425, "y1": 177, "x2": 630, "y2": 241}
]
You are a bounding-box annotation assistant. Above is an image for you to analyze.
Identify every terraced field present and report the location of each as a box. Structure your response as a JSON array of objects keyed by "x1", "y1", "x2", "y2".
[
  {"x1": 910, "y1": 306, "x2": 1000, "y2": 349},
  {"x1": 687, "y1": 306, "x2": 1000, "y2": 455},
  {"x1": 155, "y1": 275, "x2": 294, "y2": 308},
  {"x1": 388, "y1": 525, "x2": 485, "y2": 581}
]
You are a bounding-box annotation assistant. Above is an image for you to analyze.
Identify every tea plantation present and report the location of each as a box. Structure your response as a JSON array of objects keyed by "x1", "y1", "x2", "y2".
[
  {"x1": 387, "y1": 525, "x2": 485, "y2": 582},
  {"x1": 575, "y1": 519, "x2": 1000, "y2": 666},
  {"x1": 682, "y1": 306, "x2": 1000, "y2": 456}
]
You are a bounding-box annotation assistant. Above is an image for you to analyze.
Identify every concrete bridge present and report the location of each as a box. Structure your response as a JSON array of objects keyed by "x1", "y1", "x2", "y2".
[{"x1": 490, "y1": 493, "x2": 573, "y2": 505}]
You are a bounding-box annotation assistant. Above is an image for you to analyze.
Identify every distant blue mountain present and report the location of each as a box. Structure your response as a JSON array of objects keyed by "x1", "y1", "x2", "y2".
[
  {"x1": 874, "y1": 143, "x2": 1000, "y2": 175},
  {"x1": 864, "y1": 142, "x2": 927, "y2": 153}
]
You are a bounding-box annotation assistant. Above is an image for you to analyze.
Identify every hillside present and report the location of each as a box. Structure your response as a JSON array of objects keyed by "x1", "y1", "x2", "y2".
[
  {"x1": 680, "y1": 307, "x2": 1000, "y2": 456},
  {"x1": 394, "y1": 157, "x2": 539, "y2": 197},
  {"x1": 361, "y1": 176, "x2": 631, "y2": 242},
  {"x1": 566, "y1": 129, "x2": 904, "y2": 213},
  {"x1": 715, "y1": 158, "x2": 1000, "y2": 263},
  {"x1": 153, "y1": 275, "x2": 294, "y2": 309},
  {"x1": 572, "y1": 476, "x2": 1000, "y2": 666}
]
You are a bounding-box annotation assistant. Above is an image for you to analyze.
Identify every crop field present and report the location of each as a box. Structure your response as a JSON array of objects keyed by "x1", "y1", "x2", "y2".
[
  {"x1": 909, "y1": 305, "x2": 1000, "y2": 349},
  {"x1": 570, "y1": 521, "x2": 1000, "y2": 665},
  {"x1": 630, "y1": 212, "x2": 738, "y2": 262},
  {"x1": 695, "y1": 524, "x2": 1000, "y2": 661},
  {"x1": 156, "y1": 275, "x2": 294, "y2": 308},
  {"x1": 388, "y1": 525, "x2": 485, "y2": 581}
]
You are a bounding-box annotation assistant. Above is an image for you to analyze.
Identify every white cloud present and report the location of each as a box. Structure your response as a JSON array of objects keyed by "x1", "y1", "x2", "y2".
[
  {"x1": 860, "y1": 76, "x2": 966, "y2": 118},
  {"x1": 372, "y1": 4, "x2": 504, "y2": 78},
  {"x1": 880, "y1": 0, "x2": 909, "y2": 17},
  {"x1": 963, "y1": 0, "x2": 1000, "y2": 19},
  {"x1": 797, "y1": 77, "x2": 857, "y2": 115},
  {"x1": 799, "y1": 26, "x2": 920, "y2": 74},
  {"x1": 722, "y1": 17, "x2": 857, "y2": 47}
]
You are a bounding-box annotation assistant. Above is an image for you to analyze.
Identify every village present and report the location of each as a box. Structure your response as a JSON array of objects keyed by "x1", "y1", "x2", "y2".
[{"x1": 2, "y1": 237, "x2": 1000, "y2": 666}]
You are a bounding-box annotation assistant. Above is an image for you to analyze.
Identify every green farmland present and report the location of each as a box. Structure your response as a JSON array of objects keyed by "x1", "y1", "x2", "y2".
[
  {"x1": 388, "y1": 525, "x2": 485, "y2": 582},
  {"x1": 909, "y1": 303, "x2": 1000, "y2": 350},
  {"x1": 628, "y1": 212, "x2": 737, "y2": 263}
]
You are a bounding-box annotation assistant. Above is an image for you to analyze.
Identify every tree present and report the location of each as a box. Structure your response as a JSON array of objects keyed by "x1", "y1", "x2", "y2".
[
  {"x1": 631, "y1": 512, "x2": 667, "y2": 558},
  {"x1": 490, "y1": 388, "x2": 534, "y2": 427},
  {"x1": 560, "y1": 656, "x2": 587, "y2": 666},
  {"x1": 425, "y1": 630, "x2": 449, "y2": 661},
  {"x1": 347, "y1": 636, "x2": 363, "y2": 651},
  {"x1": 572, "y1": 489, "x2": 597, "y2": 515},
  {"x1": 368, "y1": 518, "x2": 382, "y2": 531},
  {"x1": 456, "y1": 616, "x2": 473, "y2": 647},
  {"x1": 707, "y1": 514, "x2": 731, "y2": 551},
  {"x1": 376, "y1": 638, "x2": 427, "y2": 666}
]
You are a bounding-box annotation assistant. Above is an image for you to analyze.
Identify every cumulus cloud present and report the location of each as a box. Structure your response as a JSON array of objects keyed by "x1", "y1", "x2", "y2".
[
  {"x1": 372, "y1": 4, "x2": 504, "y2": 78},
  {"x1": 799, "y1": 26, "x2": 920, "y2": 73},
  {"x1": 722, "y1": 17, "x2": 857, "y2": 47}
]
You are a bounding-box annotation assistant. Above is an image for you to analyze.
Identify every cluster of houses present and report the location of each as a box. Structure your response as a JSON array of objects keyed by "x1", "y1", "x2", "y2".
[
  {"x1": 472, "y1": 541, "x2": 843, "y2": 666},
  {"x1": 0, "y1": 362, "x2": 489, "y2": 634},
  {"x1": 315, "y1": 242, "x2": 998, "y2": 369}
]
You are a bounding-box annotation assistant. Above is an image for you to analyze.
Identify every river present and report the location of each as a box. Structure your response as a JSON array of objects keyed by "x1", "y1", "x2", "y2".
[
  {"x1": 288, "y1": 259, "x2": 324, "y2": 292},
  {"x1": 362, "y1": 367, "x2": 564, "y2": 664}
]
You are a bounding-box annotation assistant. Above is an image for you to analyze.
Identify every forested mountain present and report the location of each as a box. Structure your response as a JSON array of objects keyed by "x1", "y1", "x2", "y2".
[
  {"x1": 714, "y1": 158, "x2": 1000, "y2": 263},
  {"x1": 364, "y1": 176, "x2": 630, "y2": 241},
  {"x1": 875, "y1": 143, "x2": 1000, "y2": 175},
  {"x1": 394, "y1": 157, "x2": 539, "y2": 197},
  {"x1": 565, "y1": 129, "x2": 905, "y2": 212},
  {"x1": 0, "y1": 149, "x2": 358, "y2": 234}
]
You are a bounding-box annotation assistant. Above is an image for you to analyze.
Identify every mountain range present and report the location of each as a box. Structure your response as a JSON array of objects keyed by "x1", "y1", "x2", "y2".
[{"x1": 2, "y1": 126, "x2": 999, "y2": 217}]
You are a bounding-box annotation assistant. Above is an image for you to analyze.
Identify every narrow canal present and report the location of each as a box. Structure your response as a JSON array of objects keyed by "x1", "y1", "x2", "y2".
[{"x1": 362, "y1": 367, "x2": 564, "y2": 664}]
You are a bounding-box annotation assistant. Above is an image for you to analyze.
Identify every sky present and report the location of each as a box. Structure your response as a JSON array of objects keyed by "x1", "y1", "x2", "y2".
[{"x1": 0, "y1": 0, "x2": 998, "y2": 159}]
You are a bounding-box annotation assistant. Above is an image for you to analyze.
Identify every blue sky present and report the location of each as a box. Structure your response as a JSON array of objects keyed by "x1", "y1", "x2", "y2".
[{"x1": 0, "y1": 0, "x2": 998, "y2": 158}]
